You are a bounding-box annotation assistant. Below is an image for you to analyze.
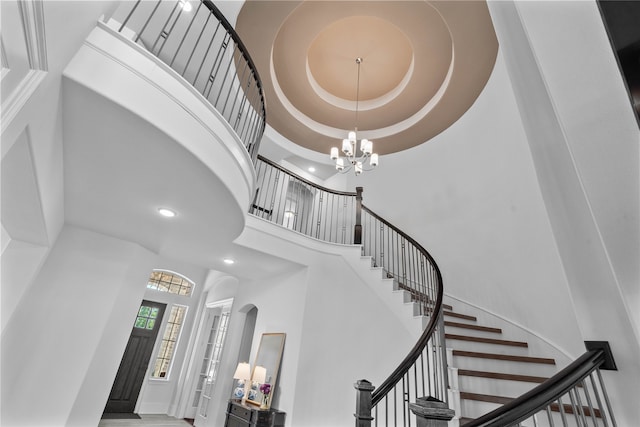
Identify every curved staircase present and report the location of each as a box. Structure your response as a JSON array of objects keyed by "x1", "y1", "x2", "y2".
[{"x1": 442, "y1": 301, "x2": 561, "y2": 425}]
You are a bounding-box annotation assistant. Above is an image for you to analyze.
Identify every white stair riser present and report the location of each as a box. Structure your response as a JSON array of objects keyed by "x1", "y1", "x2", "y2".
[
  {"x1": 445, "y1": 339, "x2": 531, "y2": 355},
  {"x1": 450, "y1": 355, "x2": 557, "y2": 377},
  {"x1": 459, "y1": 399, "x2": 502, "y2": 420},
  {"x1": 457, "y1": 376, "x2": 540, "y2": 398}
]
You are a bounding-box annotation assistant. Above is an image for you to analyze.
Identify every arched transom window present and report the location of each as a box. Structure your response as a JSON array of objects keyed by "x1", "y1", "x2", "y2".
[{"x1": 147, "y1": 270, "x2": 193, "y2": 296}]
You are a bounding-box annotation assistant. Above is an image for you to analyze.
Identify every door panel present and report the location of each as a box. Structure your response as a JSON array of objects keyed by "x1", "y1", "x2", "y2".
[
  {"x1": 195, "y1": 306, "x2": 230, "y2": 425},
  {"x1": 104, "y1": 300, "x2": 166, "y2": 414}
]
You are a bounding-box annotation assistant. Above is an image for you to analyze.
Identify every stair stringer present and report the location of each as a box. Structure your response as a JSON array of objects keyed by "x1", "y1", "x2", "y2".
[{"x1": 341, "y1": 252, "x2": 428, "y2": 339}]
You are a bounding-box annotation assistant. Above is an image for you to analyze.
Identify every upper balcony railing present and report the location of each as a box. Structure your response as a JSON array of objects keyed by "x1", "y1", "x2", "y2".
[
  {"x1": 250, "y1": 155, "x2": 448, "y2": 427},
  {"x1": 251, "y1": 156, "x2": 359, "y2": 244},
  {"x1": 113, "y1": 0, "x2": 266, "y2": 161}
]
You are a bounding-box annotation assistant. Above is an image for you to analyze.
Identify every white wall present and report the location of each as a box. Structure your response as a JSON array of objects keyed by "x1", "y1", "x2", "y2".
[
  {"x1": 347, "y1": 51, "x2": 585, "y2": 359},
  {"x1": 1, "y1": 0, "x2": 120, "y2": 329},
  {"x1": 202, "y1": 218, "x2": 419, "y2": 427},
  {"x1": 488, "y1": 1, "x2": 640, "y2": 422},
  {"x1": 1, "y1": 225, "x2": 157, "y2": 427}
]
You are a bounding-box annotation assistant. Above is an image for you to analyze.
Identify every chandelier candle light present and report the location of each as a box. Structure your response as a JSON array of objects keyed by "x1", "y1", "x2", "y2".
[{"x1": 330, "y1": 57, "x2": 379, "y2": 175}]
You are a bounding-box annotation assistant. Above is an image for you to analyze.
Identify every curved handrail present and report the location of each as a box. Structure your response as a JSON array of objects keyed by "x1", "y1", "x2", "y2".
[
  {"x1": 257, "y1": 155, "x2": 357, "y2": 197},
  {"x1": 465, "y1": 349, "x2": 615, "y2": 426},
  {"x1": 361, "y1": 205, "x2": 447, "y2": 407},
  {"x1": 249, "y1": 156, "x2": 448, "y2": 424},
  {"x1": 114, "y1": 0, "x2": 266, "y2": 161},
  {"x1": 251, "y1": 156, "x2": 358, "y2": 244}
]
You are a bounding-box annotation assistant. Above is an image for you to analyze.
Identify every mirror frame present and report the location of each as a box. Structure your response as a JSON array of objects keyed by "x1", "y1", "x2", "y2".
[{"x1": 246, "y1": 332, "x2": 286, "y2": 407}]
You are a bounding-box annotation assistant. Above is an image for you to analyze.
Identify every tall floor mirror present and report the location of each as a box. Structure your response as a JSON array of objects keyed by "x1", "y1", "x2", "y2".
[{"x1": 247, "y1": 333, "x2": 286, "y2": 408}]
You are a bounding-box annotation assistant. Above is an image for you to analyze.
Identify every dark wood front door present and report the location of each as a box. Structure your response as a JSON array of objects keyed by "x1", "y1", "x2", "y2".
[{"x1": 104, "y1": 300, "x2": 166, "y2": 414}]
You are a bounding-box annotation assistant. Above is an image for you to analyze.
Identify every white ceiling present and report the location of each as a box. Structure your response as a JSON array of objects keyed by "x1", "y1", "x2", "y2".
[{"x1": 61, "y1": 76, "x2": 303, "y2": 279}]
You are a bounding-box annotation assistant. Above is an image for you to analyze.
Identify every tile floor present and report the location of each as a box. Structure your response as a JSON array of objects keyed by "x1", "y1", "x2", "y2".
[{"x1": 98, "y1": 414, "x2": 192, "y2": 427}]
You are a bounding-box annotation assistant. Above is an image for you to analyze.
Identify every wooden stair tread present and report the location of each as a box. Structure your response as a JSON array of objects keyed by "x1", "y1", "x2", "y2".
[
  {"x1": 445, "y1": 321, "x2": 502, "y2": 334},
  {"x1": 452, "y1": 350, "x2": 556, "y2": 364},
  {"x1": 444, "y1": 311, "x2": 477, "y2": 321},
  {"x1": 459, "y1": 393, "x2": 602, "y2": 418},
  {"x1": 457, "y1": 369, "x2": 547, "y2": 383},
  {"x1": 446, "y1": 334, "x2": 528, "y2": 347},
  {"x1": 460, "y1": 392, "x2": 512, "y2": 405}
]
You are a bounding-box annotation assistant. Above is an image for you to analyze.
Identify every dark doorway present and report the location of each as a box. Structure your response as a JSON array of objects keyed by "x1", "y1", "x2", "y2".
[{"x1": 103, "y1": 300, "x2": 166, "y2": 415}]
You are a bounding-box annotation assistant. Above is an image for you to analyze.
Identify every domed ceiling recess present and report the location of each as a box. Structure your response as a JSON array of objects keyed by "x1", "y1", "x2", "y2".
[{"x1": 236, "y1": 1, "x2": 498, "y2": 156}]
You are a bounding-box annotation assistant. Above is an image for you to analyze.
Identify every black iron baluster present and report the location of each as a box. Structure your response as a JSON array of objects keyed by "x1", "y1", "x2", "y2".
[
  {"x1": 135, "y1": 0, "x2": 162, "y2": 44},
  {"x1": 175, "y1": 2, "x2": 205, "y2": 71}
]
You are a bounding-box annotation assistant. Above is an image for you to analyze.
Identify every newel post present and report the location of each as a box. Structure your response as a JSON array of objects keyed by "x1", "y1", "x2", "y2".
[
  {"x1": 354, "y1": 186, "x2": 363, "y2": 245},
  {"x1": 409, "y1": 397, "x2": 455, "y2": 427},
  {"x1": 354, "y1": 379, "x2": 374, "y2": 427}
]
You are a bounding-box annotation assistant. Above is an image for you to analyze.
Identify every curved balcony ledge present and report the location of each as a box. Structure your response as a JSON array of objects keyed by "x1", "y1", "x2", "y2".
[{"x1": 62, "y1": 24, "x2": 255, "y2": 264}]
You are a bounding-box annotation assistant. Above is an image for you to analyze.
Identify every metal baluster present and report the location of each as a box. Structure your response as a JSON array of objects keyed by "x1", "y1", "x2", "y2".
[
  {"x1": 229, "y1": 61, "x2": 249, "y2": 127},
  {"x1": 316, "y1": 192, "x2": 323, "y2": 239},
  {"x1": 237, "y1": 82, "x2": 253, "y2": 138},
  {"x1": 213, "y1": 42, "x2": 236, "y2": 113},
  {"x1": 587, "y1": 372, "x2": 607, "y2": 427},
  {"x1": 567, "y1": 388, "x2": 582, "y2": 425},
  {"x1": 222, "y1": 47, "x2": 246, "y2": 118},
  {"x1": 182, "y1": 11, "x2": 211, "y2": 77},
  {"x1": 596, "y1": 369, "x2": 616, "y2": 427},
  {"x1": 203, "y1": 32, "x2": 230, "y2": 99},
  {"x1": 557, "y1": 396, "x2": 568, "y2": 425},
  {"x1": 151, "y1": 1, "x2": 180, "y2": 54},
  {"x1": 268, "y1": 168, "x2": 279, "y2": 222},
  {"x1": 545, "y1": 405, "x2": 555, "y2": 426},
  {"x1": 192, "y1": 21, "x2": 221, "y2": 87},
  {"x1": 172, "y1": 1, "x2": 204, "y2": 68},
  {"x1": 402, "y1": 376, "x2": 408, "y2": 427},
  {"x1": 230, "y1": 63, "x2": 251, "y2": 128},
  {"x1": 579, "y1": 379, "x2": 598, "y2": 426},
  {"x1": 156, "y1": 2, "x2": 184, "y2": 57},
  {"x1": 573, "y1": 384, "x2": 589, "y2": 426},
  {"x1": 394, "y1": 384, "x2": 398, "y2": 427},
  {"x1": 134, "y1": 0, "x2": 162, "y2": 43},
  {"x1": 119, "y1": 0, "x2": 142, "y2": 33}
]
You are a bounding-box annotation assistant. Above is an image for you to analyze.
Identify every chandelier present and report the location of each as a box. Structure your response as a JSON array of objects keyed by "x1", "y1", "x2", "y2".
[{"x1": 330, "y1": 57, "x2": 379, "y2": 175}]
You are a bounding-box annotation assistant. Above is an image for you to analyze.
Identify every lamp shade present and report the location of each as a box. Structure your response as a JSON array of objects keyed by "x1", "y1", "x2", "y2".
[
  {"x1": 252, "y1": 365, "x2": 267, "y2": 384},
  {"x1": 342, "y1": 139, "x2": 352, "y2": 155},
  {"x1": 233, "y1": 362, "x2": 251, "y2": 380},
  {"x1": 330, "y1": 147, "x2": 339, "y2": 160}
]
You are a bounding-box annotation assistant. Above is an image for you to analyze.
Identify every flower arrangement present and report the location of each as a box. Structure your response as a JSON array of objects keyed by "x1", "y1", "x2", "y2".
[{"x1": 259, "y1": 383, "x2": 271, "y2": 409}]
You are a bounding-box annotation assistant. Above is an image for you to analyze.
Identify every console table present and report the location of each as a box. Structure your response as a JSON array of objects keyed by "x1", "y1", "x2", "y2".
[{"x1": 224, "y1": 400, "x2": 286, "y2": 427}]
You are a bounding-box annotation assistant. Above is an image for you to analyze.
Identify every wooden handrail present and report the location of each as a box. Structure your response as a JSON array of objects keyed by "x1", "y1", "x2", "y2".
[
  {"x1": 464, "y1": 349, "x2": 607, "y2": 426},
  {"x1": 361, "y1": 204, "x2": 445, "y2": 406},
  {"x1": 256, "y1": 155, "x2": 358, "y2": 197}
]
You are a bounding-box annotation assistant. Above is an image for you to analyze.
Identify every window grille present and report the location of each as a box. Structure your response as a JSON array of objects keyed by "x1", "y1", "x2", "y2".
[
  {"x1": 147, "y1": 270, "x2": 193, "y2": 296},
  {"x1": 151, "y1": 305, "x2": 187, "y2": 378}
]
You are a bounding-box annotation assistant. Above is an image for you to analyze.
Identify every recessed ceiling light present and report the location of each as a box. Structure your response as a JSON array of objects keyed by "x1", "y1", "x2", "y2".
[
  {"x1": 223, "y1": 258, "x2": 235, "y2": 265},
  {"x1": 158, "y1": 208, "x2": 176, "y2": 218},
  {"x1": 308, "y1": 166, "x2": 316, "y2": 172}
]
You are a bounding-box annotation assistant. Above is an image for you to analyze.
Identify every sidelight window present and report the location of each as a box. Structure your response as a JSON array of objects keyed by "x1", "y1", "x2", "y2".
[{"x1": 151, "y1": 305, "x2": 187, "y2": 378}]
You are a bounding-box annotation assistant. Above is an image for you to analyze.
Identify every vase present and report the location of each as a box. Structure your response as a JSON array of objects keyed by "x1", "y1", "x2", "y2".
[{"x1": 260, "y1": 393, "x2": 270, "y2": 410}]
